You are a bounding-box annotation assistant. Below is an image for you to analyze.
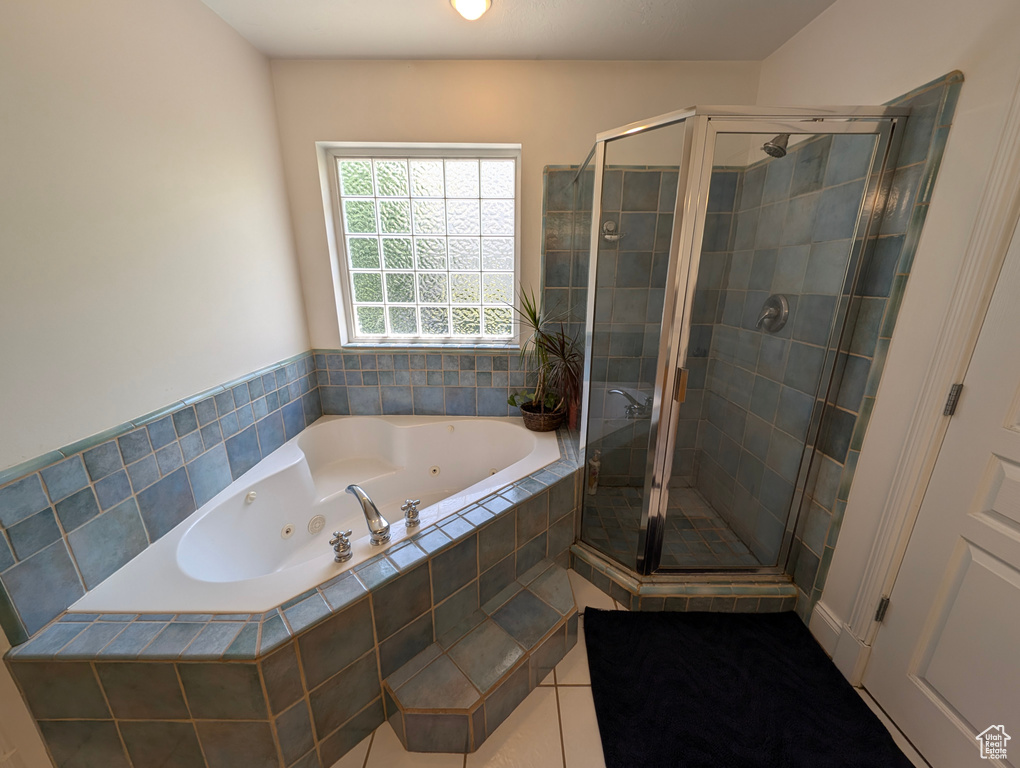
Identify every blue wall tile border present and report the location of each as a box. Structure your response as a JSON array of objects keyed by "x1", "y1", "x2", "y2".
[
  {"x1": 0, "y1": 341, "x2": 573, "y2": 646},
  {"x1": 312, "y1": 348, "x2": 542, "y2": 420},
  {"x1": 0, "y1": 350, "x2": 315, "y2": 489},
  {"x1": 0, "y1": 351, "x2": 320, "y2": 644}
]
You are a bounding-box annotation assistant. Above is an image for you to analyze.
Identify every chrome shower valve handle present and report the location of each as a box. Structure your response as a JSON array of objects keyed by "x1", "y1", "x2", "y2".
[
  {"x1": 756, "y1": 294, "x2": 789, "y2": 333},
  {"x1": 401, "y1": 499, "x2": 422, "y2": 527},
  {"x1": 330, "y1": 530, "x2": 353, "y2": 563}
]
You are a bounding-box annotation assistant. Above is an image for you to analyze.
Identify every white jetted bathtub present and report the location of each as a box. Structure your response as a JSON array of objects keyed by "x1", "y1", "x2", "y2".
[{"x1": 72, "y1": 415, "x2": 560, "y2": 614}]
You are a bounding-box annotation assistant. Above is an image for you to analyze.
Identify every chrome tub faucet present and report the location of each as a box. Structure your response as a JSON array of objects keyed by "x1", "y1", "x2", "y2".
[
  {"x1": 345, "y1": 484, "x2": 391, "y2": 545},
  {"x1": 608, "y1": 389, "x2": 653, "y2": 419},
  {"x1": 330, "y1": 530, "x2": 353, "y2": 562},
  {"x1": 401, "y1": 499, "x2": 421, "y2": 527}
]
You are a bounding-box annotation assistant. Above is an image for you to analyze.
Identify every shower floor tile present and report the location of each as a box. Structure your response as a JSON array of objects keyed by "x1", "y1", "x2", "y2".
[{"x1": 580, "y1": 486, "x2": 761, "y2": 569}]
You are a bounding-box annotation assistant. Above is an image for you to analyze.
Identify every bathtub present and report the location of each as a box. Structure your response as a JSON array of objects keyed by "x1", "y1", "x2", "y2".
[{"x1": 71, "y1": 415, "x2": 560, "y2": 614}]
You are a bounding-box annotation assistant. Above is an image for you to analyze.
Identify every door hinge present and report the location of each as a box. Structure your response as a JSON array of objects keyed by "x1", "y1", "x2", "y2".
[
  {"x1": 943, "y1": 383, "x2": 964, "y2": 416},
  {"x1": 875, "y1": 596, "x2": 891, "y2": 623},
  {"x1": 673, "y1": 367, "x2": 689, "y2": 404}
]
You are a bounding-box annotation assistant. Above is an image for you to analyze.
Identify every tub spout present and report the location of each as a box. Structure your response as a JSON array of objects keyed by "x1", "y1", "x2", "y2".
[
  {"x1": 608, "y1": 389, "x2": 652, "y2": 419},
  {"x1": 346, "y1": 484, "x2": 391, "y2": 545}
]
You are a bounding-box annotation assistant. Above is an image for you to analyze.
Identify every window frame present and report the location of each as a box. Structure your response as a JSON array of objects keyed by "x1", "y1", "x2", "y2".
[{"x1": 318, "y1": 142, "x2": 522, "y2": 349}]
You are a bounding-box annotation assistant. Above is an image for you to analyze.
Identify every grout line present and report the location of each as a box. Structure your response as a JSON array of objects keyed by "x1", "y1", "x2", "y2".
[
  {"x1": 90, "y1": 661, "x2": 134, "y2": 767},
  {"x1": 554, "y1": 679, "x2": 568, "y2": 768},
  {"x1": 172, "y1": 662, "x2": 213, "y2": 768},
  {"x1": 255, "y1": 657, "x2": 287, "y2": 768},
  {"x1": 360, "y1": 729, "x2": 375, "y2": 768}
]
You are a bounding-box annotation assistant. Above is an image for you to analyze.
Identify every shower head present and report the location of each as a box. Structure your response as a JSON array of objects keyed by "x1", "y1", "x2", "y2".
[{"x1": 762, "y1": 134, "x2": 790, "y2": 158}]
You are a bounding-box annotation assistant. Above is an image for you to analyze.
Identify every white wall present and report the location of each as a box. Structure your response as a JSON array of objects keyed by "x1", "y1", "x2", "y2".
[
  {"x1": 0, "y1": 0, "x2": 309, "y2": 471},
  {"x1": 757, "y1": 0, "x2": 1020, "y2": 630},
  {"x1": 269, "y1": 60, "x2": 761, "y2": 349}
]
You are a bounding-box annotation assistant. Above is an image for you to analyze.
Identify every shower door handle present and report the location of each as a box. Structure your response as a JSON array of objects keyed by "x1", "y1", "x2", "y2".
[{"x1": 673, "y1": 367, "x2": 689, "y2": 404}]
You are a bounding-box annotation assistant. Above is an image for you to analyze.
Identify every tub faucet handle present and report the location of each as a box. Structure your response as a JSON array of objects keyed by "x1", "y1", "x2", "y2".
[
  {"x1": 401, "y1": 499, "x2": 421, "y2": 527},
  {"x1": 330, "y1": 530, "x2": 353, "y2": 563}
]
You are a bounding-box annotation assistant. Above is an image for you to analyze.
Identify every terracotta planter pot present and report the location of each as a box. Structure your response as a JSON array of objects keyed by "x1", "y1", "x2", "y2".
[{"x1": 568, "y1": 398, "x2": 580, "y2": 431}]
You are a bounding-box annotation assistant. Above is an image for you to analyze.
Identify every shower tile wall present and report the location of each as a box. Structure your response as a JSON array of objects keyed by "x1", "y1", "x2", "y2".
[
  {"x1": 692, "y1": 135, "x2": 876, "y2": 567},
  {"x1": 543, "y1": 166, "x2": 736, "y2": 492},
  {"x1": 673, "y1": 169, "x2": 741, "y2": 488},
  {"x1": 788, "y1": 73, "x2": 963, "y2": 618},
  {"x1": 585, "y1": 166, "x2": 677, "y2": 488},
  {"x1": 542, "y1": 165, "x2": 593, "y2": 343}
]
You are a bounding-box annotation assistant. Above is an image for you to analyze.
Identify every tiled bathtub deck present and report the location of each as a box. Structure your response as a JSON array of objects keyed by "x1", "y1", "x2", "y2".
[
  {"x1": 338, "y1": 569, "x2": 622, "y2": 768},
  {"x1": 383, "y1": 560, "x2": 577, "y2": 753},
  {"x1": 5, "y1": 438, "x2": 582, "y2": 768}
]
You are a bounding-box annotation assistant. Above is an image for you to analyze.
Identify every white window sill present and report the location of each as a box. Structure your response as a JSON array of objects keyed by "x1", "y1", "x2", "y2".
[{"x1": 340, "y1": 342, "x2": 520, "y2": 351}]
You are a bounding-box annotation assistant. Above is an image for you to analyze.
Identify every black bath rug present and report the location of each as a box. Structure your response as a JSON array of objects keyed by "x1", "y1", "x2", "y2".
[{"x1": 583, "y1": 609, "x2": 914, "y2": 768}]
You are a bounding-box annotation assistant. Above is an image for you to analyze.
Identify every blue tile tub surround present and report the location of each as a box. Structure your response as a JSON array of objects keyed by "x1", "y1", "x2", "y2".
[
  {"x1": 0, "y1": 352, "x2": 321, "y2": 643},
  {"x1": 786, "y1": 72, "x2": 963, "y2": 620},
  {"x1": 6, "y1": 457, "x2": 582, "y2": 768},
  {"x1": 315, "y1": 350, "x2": 539, "y2": 419}
]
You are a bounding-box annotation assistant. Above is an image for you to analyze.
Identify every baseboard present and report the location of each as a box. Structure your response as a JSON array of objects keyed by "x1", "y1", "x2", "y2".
[
  {"x1": 832, "y1": 624, "x2": 872, "y2": 685},
  {"x1": 856, "y1": 689, "x2": 932, "y2": 768},
  {"x1": 808, "y1": 600, "x2": 841, "y2": 656}
]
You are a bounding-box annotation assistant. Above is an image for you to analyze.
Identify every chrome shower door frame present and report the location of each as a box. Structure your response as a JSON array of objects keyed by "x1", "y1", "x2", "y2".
[
  {"x1": 646, "y1": 115, "x2": 902, "y2": 575},
  {"x1": 578, "y1": 105, "x2": 908, "y2": 577},
  {"x1": 578, "y1": 110, "x2": 698, "y2": 575}
]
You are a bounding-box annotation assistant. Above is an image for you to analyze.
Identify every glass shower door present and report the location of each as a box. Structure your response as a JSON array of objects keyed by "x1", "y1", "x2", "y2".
[
  {"x1": 578, "y1": 107, "x2": 902, "y2": 576},
  {"x1": 580, "y1": 117, "x2": 689, "y2": 572},
  {"x1": 651, "y1": 116, "x2": 895, "y2": 573}
]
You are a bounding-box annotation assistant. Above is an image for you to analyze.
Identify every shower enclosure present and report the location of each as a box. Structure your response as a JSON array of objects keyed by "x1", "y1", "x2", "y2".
[{"x1": 577, "y1": 106, "x2": 906, "y2": 576}]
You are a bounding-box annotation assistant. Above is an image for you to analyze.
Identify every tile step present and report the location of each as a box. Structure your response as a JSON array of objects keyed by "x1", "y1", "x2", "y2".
[{"x1": 383, "y1": 559, "x2": 578, "y2": 753}]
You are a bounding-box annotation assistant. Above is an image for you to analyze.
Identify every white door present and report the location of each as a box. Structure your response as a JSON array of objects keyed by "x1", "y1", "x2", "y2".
[{"x1": 863, "y1": 218, "x2": 1020, "y2": 767}]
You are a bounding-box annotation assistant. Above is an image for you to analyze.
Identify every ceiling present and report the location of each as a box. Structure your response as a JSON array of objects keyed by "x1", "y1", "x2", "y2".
[{"x1": 200, "y1": 0, "x2": 837, "y2": 60}]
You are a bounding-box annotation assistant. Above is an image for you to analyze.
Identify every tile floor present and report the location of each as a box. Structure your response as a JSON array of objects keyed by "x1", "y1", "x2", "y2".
[
  {"x1": 332, "y1": 570, "x2": 622, "y2": 768},
  {"x1": 581, "y1": 485, "x2": 761, "y2": 569},
  {"x1": 330, "y1": 569, "x2": 927, "y2": 768}
]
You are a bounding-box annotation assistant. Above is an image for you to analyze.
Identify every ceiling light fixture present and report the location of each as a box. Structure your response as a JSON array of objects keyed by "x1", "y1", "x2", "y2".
[{"x1": 450, "y1": 0, "x2": 491, "y2": 21}]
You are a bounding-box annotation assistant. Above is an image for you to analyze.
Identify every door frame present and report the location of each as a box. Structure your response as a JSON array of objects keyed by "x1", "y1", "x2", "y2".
[{"x1": 813, "y1": 70, "x2": 1020, "y2": 684}]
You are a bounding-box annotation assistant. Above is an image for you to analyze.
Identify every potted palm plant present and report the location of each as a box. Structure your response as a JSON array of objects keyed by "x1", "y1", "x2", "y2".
[{"x1": 507, "y1": 288, "x2": 583, "y2": 432}]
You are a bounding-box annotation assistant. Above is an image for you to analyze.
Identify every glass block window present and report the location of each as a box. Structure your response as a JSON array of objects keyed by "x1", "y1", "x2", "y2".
[{"x1": 326, "y1": 146, "x2": 520, "y2": 345}]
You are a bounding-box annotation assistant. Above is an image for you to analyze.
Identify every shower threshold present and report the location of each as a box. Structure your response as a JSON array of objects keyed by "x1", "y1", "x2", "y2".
[{"x1": 569, "y1": 539, "x2": 796, "y2": 614}]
